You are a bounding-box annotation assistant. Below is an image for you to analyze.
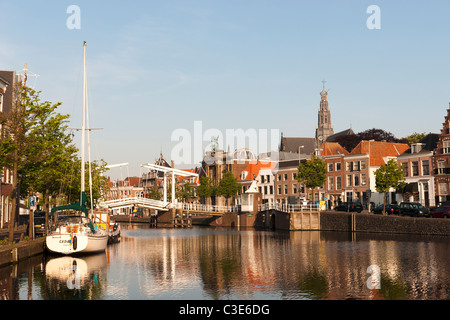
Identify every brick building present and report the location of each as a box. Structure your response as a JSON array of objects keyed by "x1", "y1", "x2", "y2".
[
  {"x1": 433, "y1": 106, "x2": 450, "y2": 204},
  {"x1": 397, "y1": 133, "x2": 439, "y2": 207}
]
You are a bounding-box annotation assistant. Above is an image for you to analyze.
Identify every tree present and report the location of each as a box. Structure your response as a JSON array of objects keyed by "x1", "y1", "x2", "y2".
[
  {"x1": 403, "y1": 132, "x2": 427, "y2": 145},
  {"x1": 147, "y1": 187, "x2": 162, "y2": 200},
  {"x1": 198, "y1": 176, "x2": 216, "y2": 204},
  {"x1": 296, "y1": 155, "x2": 327, "y2": 201},
  {"x1": 178, "y1": 182, "x2": 194, "y2": 202},
  {"x1": 1, "y1": 85, "x2": 79, "y2": 242},
  {"x1": 217, "y1": 172, "x2": 241, "y2": 208},
  {"x1": 374, "y1": 159, "x2": 406, "y2": 215},
  {"x1": 357, "y1": 128, "x2": 398, "y2": 142}
]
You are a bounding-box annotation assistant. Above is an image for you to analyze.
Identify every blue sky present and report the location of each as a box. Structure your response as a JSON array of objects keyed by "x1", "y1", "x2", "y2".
[{"x1": 1, "y1": 1, "x2": 450, "y2": 178}]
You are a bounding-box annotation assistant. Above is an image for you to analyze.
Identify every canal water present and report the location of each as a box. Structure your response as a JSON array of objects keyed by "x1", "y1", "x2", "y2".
[{"x1": 1, "y1": 223, "x2": 449, "y2": 300}]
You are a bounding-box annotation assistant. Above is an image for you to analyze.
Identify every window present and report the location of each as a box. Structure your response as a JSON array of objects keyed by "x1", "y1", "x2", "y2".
[
  {"x1": 422, "y1": 160, "x2": 430, "y2": 175},
  {"x1": 328, "y1": 163, "x2": 333, "y2": 172},
  {"x1": 264, "y1": 186, "x2": 268, "y2": 195},
  {"x1": 360, "y1": 160, "x2": 366, "y2": 170},
  {"x1": 270, "y1": 186, "x2": 273, "y2": 194},
  {"x1": 261, "y1": 175, "x2": 265, "y2": 183},
  {"x1": 328, "y1": 176, "x2": 334, "y2": 191},
  {"x1": 284, "y1": 184, "x2": 288, "y2": 195},
  {"x1": 336, "y1": 163, "x2": 341, "y2": 171},
  {"x1": 267, "y1": 175, "x2": 271, "y2": 183},
  {"x1": 336, "y1": 176, "x2": 342, "y2": 190},
  {"x1": 438, "y1": 160, "x2": 446, "y2": 174},
  {"x1": 444, "y1": 141, "x2": 450, "y2": 154},
  {"x1": 284, "y1": 173, "x2": 288, "y2": 181},
  {"x1": 412, "y1": 161, "x2": 419, "y2": 176},
  {"x1": 361, "y1": 173, "x2": 367, "y2": 186},
  {"x1": 346, "y1": 162, "x2": 353, "y2": 172},
  {"x1": 347, "y1": 175, "x2": 352, "y2": 187},
  {"x1": 278, "y1": 185, "x2": 282, "y2": 195},
  {"x1": 292, "y1": 173, "x2": 297, "y2": 180},
  {"x1": 278, "y1": 174, "x2": 281, "y2": 181},
  {"x1": 402, "y1": 163, "x2": 409, "y2": 177},
  {"x1": 354, "y1": 174, "x2": 360, "y2": 186},
  {"x1": 439, "y1": 183, "x2": 447, "y2": 195},
  {"x1": 293, "y1": 184, "x2": 297, "y2": 194}
]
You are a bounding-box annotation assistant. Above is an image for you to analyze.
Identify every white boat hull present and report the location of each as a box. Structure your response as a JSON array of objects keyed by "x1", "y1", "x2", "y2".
[{"x1": 46, "y1": 232, "x2": 108, "y2": 255}]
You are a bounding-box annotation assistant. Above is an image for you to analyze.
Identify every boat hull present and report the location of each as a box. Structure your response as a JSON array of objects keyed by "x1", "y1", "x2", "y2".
[{"x1": 46, "y1": 233, "x2": 108, "y2": 255}]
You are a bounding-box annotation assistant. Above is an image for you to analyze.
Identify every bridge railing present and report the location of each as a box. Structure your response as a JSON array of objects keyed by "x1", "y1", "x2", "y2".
[
  {"x1": 175, "y1": 202, "x2": 239, "y2": 213},
  {"x1": 258, "y1": 203, "x2": 320, "y2": 213}
]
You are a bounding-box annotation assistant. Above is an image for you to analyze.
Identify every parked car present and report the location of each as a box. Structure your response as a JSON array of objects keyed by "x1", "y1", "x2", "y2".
[
  {"x1": 429, "y1": 206, "x2": 450, "y2": 218},
  {"x1": 334, "y1": 202, "x2": 363, "y2": 213},
  {"x1": 399, "y1": 202, "x2": 429, "y2": 217},
  {"x1": 372, "y1": 204, "x2": 400, "y2": 215},
  {"x1": 26, "y1": 211, "x2": 48, "y2": 237}
]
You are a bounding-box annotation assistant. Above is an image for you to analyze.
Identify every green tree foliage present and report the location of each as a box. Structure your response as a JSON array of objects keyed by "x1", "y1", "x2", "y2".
[
  {"x1": 147, "y1": 186, "x2": 162, "y2": 200},
  {"x1": 374, "y1": 159, "x2": 406, "y2": 215},
  {"x1": 296, "y1": 155, "x2": 327, "y2": 197},
  {"x1": 177, "y1": 182, "x2": 195, "y2": 202},
  {"x1": 0, "y1": 85, "x2": 108, "y2": 219},
  {"x1": 217, "y1": 172, "x2": 241, "y2": 207},
  {"x1": 403, "y1": 132, "x2": 427, "y2": 145},
  {"x1": 198, "y1": 176, "x2": 216, "y2": 203}
]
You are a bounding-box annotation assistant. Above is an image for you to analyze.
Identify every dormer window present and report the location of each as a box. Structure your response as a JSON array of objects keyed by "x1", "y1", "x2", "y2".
[{"x1": 411, "y1": 143, "x2": 424, "y2": 154}]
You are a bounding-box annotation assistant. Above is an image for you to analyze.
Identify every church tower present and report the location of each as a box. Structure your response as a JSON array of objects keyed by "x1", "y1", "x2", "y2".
[{"x1": 315, "y1": 80, "x2": 334, "y2": 148}]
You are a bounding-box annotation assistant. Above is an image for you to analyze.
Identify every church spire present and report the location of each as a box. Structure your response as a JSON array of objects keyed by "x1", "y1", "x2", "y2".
[{"x1": 316, "y1": 80, "x2": 334, "y2": 147}]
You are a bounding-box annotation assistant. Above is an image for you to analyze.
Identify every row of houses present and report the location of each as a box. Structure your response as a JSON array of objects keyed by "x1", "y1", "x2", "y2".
[{"x1": 106, "y1": 91, "x2": 450, "y2": 212}]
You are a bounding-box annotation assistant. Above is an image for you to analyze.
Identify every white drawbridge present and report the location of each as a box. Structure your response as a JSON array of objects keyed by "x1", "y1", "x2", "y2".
[
  {"x1": 102, "y1": 162, "x2": 199, "y2": 213},
  {"x1": 103, "y1": 197, "x2": 171, "y2": 211}
]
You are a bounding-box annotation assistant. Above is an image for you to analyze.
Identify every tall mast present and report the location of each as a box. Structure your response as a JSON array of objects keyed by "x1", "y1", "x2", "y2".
[{"x1": 81, "y1": 41, "x2": 87, "y2": 201}]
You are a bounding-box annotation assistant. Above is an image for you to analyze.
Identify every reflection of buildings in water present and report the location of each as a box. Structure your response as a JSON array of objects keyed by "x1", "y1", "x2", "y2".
[
  {"x1": 113, "y1": 227, "x2": 450, "y2": 300},
  {"x1": 44, "y1": 253, "x2": 108, "y2": 299}
]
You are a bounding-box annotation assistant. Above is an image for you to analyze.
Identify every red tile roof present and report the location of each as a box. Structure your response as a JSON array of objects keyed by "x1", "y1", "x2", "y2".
[
  {"x1": 238, "y1": 160, "x2": 277, "y2": 181},
  {"x1": 350, "y1": 140, "x2": 409, "y2": 166},
  {"x1": 319, "y1": 142, "x2": 350, "y2": 156}
]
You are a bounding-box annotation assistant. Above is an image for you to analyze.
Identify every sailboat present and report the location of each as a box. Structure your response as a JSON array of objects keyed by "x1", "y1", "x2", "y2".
[{"x1": 46, "y1": 42, "x2": 108, "y2": 255}]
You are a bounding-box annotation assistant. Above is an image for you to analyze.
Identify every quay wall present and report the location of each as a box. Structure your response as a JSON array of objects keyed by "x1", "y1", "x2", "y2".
[
  {"x1": 320, "y1": 211, "x2": 450, "y2": 236},
  {"x1": 0, "y1": 238, "x2": 45, "y2": 268},
  {"x1": 112, "y1": 211, "x2": 450, "y2": 236}
]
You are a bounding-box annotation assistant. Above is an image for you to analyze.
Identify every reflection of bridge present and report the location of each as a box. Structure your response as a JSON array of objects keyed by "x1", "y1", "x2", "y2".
[{"x1": 103, "y1": 197, "x2": 171, "y2": 212}]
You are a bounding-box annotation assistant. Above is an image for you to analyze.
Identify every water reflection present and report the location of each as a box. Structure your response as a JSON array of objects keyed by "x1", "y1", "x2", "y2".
[
  {"x1": 44, "y1": 254, "x2": 108, "y2": 299},
  {"x1": 1, "y1": 225, "x2": 449, "y2": 300}
]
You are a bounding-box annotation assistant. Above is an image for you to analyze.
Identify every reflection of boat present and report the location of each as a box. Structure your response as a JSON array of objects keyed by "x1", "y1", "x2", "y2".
[
  {"x1": 45, "y1": 253, "x2": 108, "y2": 297},
  {"x1": 45, "y1": 42, "x2": 108, "y2": 255}
]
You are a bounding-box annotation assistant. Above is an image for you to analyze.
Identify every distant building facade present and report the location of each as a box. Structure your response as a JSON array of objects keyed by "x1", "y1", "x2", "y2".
[
  {"x1": 397, "y1": 133, "x2": 439, "y2": 207},
  {"x1": 433, "y1": 106, "x2": 450, "y2": 204}
]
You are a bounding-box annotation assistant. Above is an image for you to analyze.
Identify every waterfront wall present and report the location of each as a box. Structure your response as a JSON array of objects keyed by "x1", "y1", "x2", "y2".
[
  {"x1": 112, "y1": 210, "x2": 450, "y2": 236},
  {"x1": 320, "y1": 211, "x2": 450, "y2": 236},
  {"x1": 0, "y1": 238, "x2": 45, "y2": 268}
]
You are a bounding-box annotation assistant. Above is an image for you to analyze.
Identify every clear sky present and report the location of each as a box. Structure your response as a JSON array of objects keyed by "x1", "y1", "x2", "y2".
[{"x1": 1, "y1": 1, "x2": 449, "y2": 178}]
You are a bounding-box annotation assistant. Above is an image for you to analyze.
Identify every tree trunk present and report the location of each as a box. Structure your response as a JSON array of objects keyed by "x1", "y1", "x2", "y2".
[{"x1": 383, "y1": 192, "x2": 387, "y2": 216}]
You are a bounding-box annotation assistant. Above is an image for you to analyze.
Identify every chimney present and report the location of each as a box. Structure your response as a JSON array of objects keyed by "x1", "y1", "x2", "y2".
[{"x1": 171, "y1": 160, "x2": 174, "y2": 168}]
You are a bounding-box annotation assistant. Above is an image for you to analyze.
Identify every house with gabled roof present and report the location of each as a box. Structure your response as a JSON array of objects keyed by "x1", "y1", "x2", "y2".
[
  {"x1": 346, "y1": 140, "x2": 409, "y2": 206},
  {"x1": 238, "y1": 160, "x2": 277, "y2": 207},
  {"x1": 318, "y1": 142, "x2": 350, "y2": 208},
  {"x1": 397, "y1": 133, "x2": 439, "y2": 207}
]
